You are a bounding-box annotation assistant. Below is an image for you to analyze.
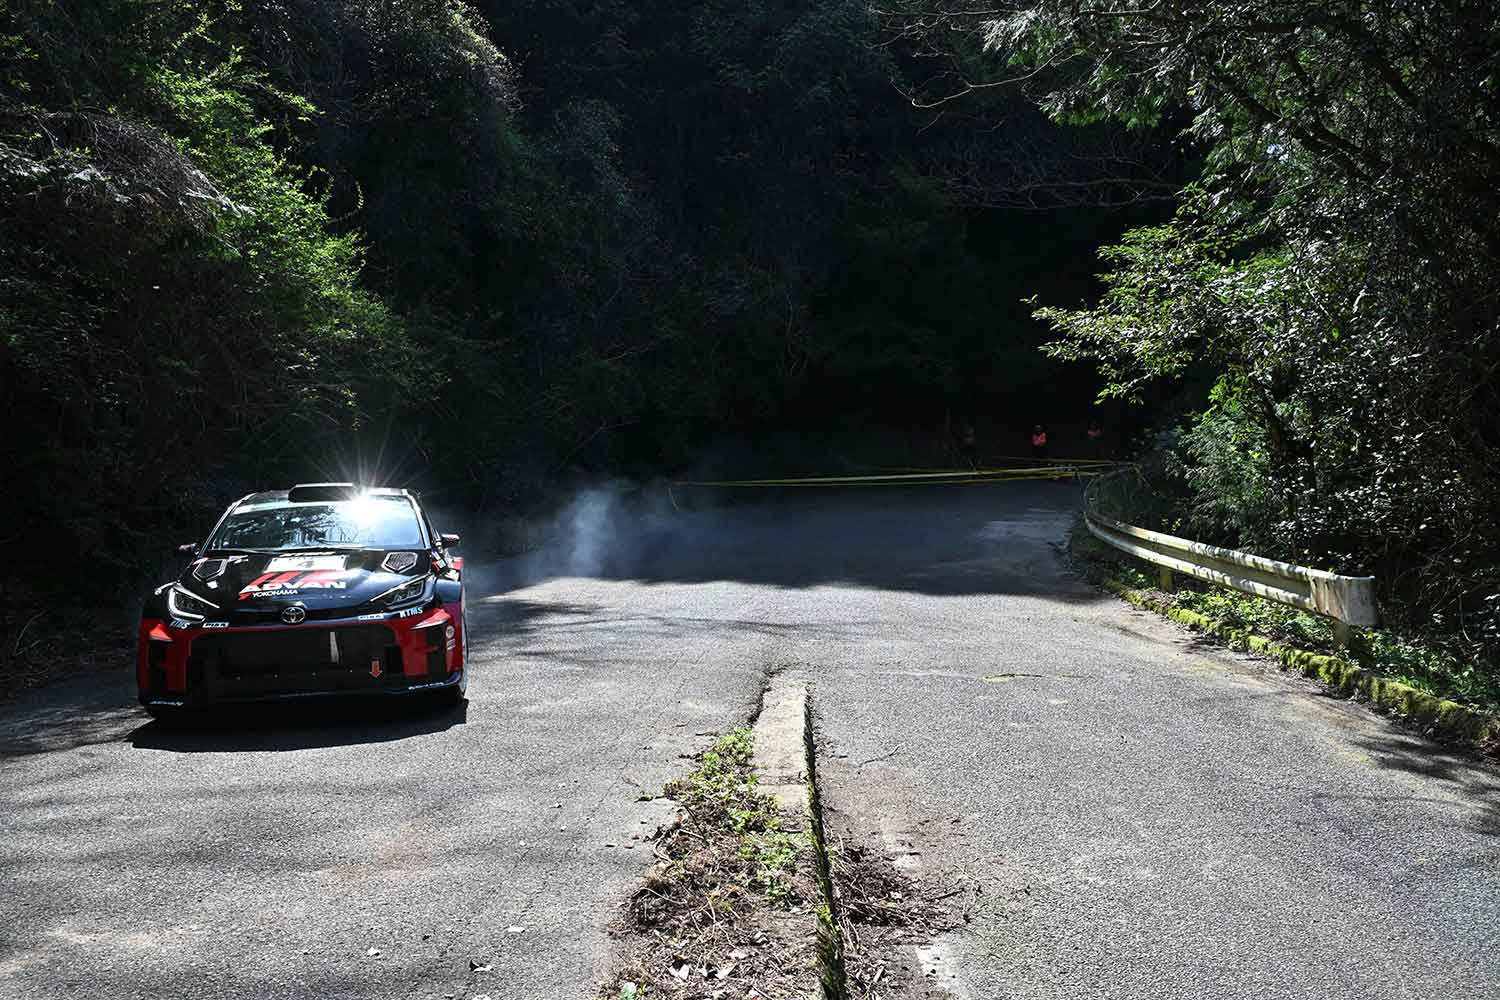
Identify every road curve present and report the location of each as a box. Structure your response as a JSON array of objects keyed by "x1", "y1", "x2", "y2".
[{"x1": 2, "y1": 482, "x2": 1496, "y2": 999}]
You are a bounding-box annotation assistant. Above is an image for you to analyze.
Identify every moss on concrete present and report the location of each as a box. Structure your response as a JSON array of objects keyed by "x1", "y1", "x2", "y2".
[{"x1": 1100, "y1": 578, "x2": 1500, "y2": 752}]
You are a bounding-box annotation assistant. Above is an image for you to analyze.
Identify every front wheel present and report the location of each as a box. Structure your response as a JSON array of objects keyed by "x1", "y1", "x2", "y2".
[{"x1": 144, "y1": 704, "x2": 191, "y2": 726}]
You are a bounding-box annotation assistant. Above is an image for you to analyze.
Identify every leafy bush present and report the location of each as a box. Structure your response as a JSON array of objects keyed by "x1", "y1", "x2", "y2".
[
  {"x1": 1, "y1": 0, "x2": 415, "y2": 590},
  {"x1": 944, "y1": 0, "x2": 1500, "y2": 672}
]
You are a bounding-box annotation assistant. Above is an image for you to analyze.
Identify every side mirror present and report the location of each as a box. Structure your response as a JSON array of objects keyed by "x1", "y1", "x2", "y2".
[
  {"x1": 177, "y1": 542, "x2": 199, "y2": 556},
  {"x1": 440, "y1": 533, "x2": 461, "y2": 548}
]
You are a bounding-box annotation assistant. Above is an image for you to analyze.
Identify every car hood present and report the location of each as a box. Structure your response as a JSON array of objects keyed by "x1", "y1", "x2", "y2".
[{"x1": 176, "y1": 551, "x2": 427, "y2": 621}]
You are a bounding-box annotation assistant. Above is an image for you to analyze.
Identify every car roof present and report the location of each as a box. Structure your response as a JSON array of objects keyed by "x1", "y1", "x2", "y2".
[{"x1": 232, "y1": 484, "x2": 416, "y2": 513}]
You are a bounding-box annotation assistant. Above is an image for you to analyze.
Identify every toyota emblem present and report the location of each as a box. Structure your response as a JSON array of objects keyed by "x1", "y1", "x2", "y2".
[{"x1": 281, "y1": 605, "x2": 307, "y2": 625}]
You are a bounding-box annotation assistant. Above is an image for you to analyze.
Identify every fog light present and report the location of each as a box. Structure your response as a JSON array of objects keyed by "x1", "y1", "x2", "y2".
[{"x1": 445, "y1": 623, "x2": 456, "y2": 651}]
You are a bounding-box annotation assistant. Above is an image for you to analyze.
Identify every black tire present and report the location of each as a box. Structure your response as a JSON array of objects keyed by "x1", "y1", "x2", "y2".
[{"x1": 144, "y1": 704, "x2": 190, "y2": 726}]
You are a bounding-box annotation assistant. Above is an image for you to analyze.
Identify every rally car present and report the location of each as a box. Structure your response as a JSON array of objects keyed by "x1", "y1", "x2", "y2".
[{"x1": 138, "y1": 483, "x2": 467, "y2": 719}]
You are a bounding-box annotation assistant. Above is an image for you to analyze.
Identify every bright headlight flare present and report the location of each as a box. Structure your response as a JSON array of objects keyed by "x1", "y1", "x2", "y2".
[
  {"x1": 192, "y1": 558, "x2": 229, "y2": 581},
  {"x1": 381, "y1": 551, "x2": 420, "y2": 574},
  {"x1": 168, "y1": 585, "x2": 220, "y2": 621}
]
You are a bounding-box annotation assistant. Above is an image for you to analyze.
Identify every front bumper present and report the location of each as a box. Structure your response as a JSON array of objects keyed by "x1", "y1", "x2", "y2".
[{"x1": 138, "y1": 605, "x2": 463, "y2": 707}]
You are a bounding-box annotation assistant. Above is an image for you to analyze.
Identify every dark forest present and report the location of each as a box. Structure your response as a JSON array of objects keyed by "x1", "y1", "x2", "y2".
[{"x1": 4, "y1": 0, "x2": 1499, "y2": 687}]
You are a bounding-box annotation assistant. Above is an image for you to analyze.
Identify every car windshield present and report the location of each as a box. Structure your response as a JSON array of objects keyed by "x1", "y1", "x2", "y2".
[{"x1": 209, "y1": 496, "x2": 425, "y2": 551}]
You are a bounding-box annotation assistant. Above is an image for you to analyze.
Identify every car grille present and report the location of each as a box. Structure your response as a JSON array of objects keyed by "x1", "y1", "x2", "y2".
[
  {"x1": 188, "y1": 625, "x2": 415, "y2": 699},
  {"x1": 232, "y1": 605, "x2": 371, "y2": 624}
]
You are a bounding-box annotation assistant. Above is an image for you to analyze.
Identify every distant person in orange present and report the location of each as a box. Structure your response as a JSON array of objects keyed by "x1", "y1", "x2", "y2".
[
  {"x1": 1031, "y1": 424, "x2": 1049, "y2": 466},
  {"x1": 1086, "y1": 418, "x2": 1104, "y2": 459}
]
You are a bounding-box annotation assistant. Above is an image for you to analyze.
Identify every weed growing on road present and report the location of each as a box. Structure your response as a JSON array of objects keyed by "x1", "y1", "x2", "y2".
[
  {"x1": 659, "y1": 727, "x2": 811, "y2": 914},
  {"x1": 607, "y1": 728, "x2": 819, "y2": 999}
]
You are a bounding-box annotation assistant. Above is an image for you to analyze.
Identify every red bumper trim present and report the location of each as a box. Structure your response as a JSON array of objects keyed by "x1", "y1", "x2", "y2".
[{"x1": 137, "y1": 601, "x2": 463, "y2": 700}]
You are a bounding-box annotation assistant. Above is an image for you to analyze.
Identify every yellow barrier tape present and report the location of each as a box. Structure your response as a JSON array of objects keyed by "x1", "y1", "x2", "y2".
[
  {"x1": 856, "y1": 459, "x2": 1124, "y2": 475},
  {"x1": 673, "y1": 466, "x2": 1109, "y2": 488},
  {"x1": 982, "y1": 455, "x2": 1121, "y2": 467}
]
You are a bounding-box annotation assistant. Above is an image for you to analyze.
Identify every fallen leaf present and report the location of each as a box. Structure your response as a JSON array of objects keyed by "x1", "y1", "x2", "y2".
[
  {"x1": 505, "y1": 926, "x2": 526, "y2": 934},
  {"x1": 365, "y1": 948, "x2": 381, "y2": 958},
  {"x1": 469, "y1": 959, "x2": 493, "y2": 972}
]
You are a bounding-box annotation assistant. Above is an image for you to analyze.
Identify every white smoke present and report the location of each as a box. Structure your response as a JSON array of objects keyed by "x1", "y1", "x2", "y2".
[{"x1": 514, "y1": 480, "x2": 679, "y2": 584}]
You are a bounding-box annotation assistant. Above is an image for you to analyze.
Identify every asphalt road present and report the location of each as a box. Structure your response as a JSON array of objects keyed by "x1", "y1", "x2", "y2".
[{"x1": 2, "y1": 482, "x2": 1497, "y2": 999}]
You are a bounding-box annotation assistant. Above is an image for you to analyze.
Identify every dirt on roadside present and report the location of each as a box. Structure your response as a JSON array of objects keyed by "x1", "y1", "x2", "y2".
[
  {"x1": 603, "y1": 729, "x2": 822, "y2": 1000},
  {"x1": 0, "y1": 595, "x2": 132, "y2": 704}
]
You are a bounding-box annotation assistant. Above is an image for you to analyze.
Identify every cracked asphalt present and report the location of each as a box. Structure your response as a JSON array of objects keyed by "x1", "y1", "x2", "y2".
[{"x1": 3, "y1": 482, "x2": 1498, "y2": 999}]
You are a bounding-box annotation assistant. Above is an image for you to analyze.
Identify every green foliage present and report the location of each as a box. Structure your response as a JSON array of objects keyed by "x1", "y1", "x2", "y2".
[
  {"x1": 1, "y1": 0, "x2": 414, "y2": 588},
  {"x1": 663, "y1": 728, "x2": 808, "y2": 907},
  {"x1": 1076, "y1": 524, "x2": 1500, "y2": 713},
  {"x1": 1037, "y1": 218, "x2": 1260, "y2": 403},
  {"x1": 1170, "y1": 587, "x2": 1500, "y2": 714},
  {"x1": 666, "y1": 728, "x2": 772, "y2": 835},
  {"x1": 967, "y1": 0, "x2": 1500, "y2": 670}
]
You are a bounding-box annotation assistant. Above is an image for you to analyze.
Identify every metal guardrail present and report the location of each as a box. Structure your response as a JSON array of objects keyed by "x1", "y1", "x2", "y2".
[{"x1": 1082, "y1": 481, "x2": 1378, "y2": 641}]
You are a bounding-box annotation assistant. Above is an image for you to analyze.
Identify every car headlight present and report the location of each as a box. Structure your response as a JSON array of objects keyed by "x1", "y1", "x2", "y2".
[
  {"x1": 371, "y1": 575, "x2": 429, "y2": 610},
  {"x1": 381, "y1": 551, "x2": 420, "y2": 574},
  {"x1": 168, "y1": 585, "x2": 220, "y2": 621}
]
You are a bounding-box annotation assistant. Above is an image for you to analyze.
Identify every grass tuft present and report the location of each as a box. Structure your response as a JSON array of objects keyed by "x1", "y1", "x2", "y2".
[{"x1": 605, "y1": 727, "x2": 820, "y2": 998}]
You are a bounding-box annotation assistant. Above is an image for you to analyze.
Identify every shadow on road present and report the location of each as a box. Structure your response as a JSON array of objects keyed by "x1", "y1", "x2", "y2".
[
  {"x1": 0, "y1": 667, "x2": 468, "y2": 758},
  {"x1": 128, "y1": 697, "x2": 468, "y2": 753},
  {"x1": 1351, "y1": 732, "x2": 1500, "y2": 837},
  {"x1": 0, "y1": 672, "x2": 140, "y2": 758}
]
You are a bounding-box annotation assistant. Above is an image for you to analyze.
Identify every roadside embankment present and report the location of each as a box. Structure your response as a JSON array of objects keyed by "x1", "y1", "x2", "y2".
[{"x1": 1071, "y1": 527, "x2": 1500, "y2": 755}]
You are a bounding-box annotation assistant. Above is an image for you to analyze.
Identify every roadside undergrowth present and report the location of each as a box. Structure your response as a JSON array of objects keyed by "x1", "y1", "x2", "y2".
[
  {"x1": 0, "y1": 593, "x2": 132, "y2": 703},
  {"x1": 606, "y1": 728, "x2": 820, "y2": 1000},
  {"x1": 1071, "y1": 522, "x2": 1499, "y2": 753},
  {"x1": 1072, "y1": 523, "x2": 1500, "y2": 715},
  {"x1": 829, "y1": 833, "x2": 959, "y2": 998}
]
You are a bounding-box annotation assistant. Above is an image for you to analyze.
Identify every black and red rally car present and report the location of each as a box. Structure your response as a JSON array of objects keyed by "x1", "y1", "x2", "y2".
[{"x1": 138, "y1": 483, "x2": 467, "y2": 718}]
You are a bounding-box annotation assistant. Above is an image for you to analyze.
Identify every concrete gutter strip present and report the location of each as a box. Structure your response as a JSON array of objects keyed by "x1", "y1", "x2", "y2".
[
  {"x1": 1101, "y1": 579, "x2": 1500, "y2": 752},
  {"x1": 803, "y1": 690, "x2": 848, "y2": 1000},
  {"x1": 752, "y1": 675, "x2": 814, "y2": 825},
  {"x1": 752, "y1": 676, "x2": 848, "y2": 1000}
]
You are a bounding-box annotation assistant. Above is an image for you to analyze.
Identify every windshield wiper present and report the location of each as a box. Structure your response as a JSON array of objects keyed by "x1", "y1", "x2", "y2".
[{"x1": 288, "y1": 544, "x2": 370, "y2": 552}]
